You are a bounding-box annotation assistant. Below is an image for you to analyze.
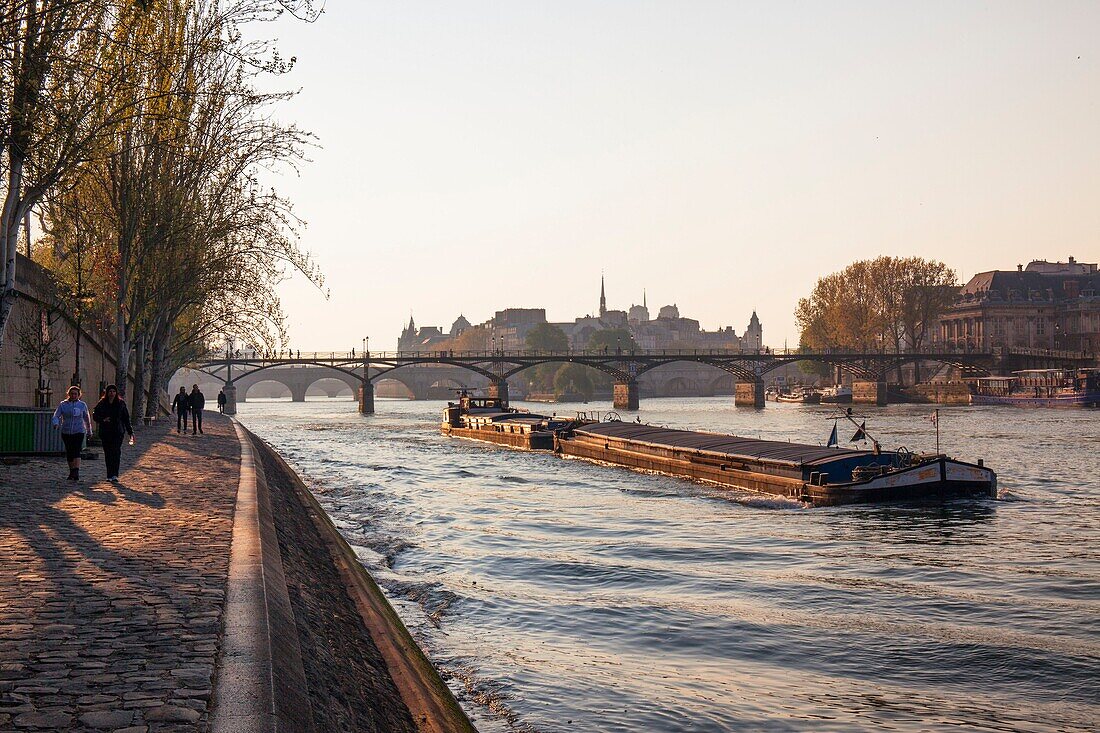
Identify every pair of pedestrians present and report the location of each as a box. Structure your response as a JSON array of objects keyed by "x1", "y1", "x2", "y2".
[
  {"x1": 172, "y1": 384, "x2": 207, "y2": 434},
  {"x1": 52, "y1": 385, "x2": 134, "y2": 482}
]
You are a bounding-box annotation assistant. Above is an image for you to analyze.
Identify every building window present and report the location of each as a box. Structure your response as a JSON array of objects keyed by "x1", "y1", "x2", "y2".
[{"x1": 1036, "y1": 319, "x2": 1045, "y2": 336}]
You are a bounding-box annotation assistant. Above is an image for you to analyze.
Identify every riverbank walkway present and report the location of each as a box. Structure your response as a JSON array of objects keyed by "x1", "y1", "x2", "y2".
[
  {"x1": 0, "y1": 417, "x2": 240, "y2": 731},
  {"x1": 0, "y1": 411, "x2": 472, "y2": 733}
]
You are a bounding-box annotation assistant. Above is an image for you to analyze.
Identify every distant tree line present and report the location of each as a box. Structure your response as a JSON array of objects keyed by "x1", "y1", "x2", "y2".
[{"x1": 0, "y1": 0, "x2": 322, "y2": 416}]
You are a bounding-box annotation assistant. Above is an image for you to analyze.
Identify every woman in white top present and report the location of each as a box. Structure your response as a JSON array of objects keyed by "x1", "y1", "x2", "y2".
[{"x1": 52, "y1": 386, "x2": 92, "y2": 481}]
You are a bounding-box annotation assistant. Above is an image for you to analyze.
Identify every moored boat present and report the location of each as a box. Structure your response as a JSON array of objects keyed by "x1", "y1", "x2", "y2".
[
  {"x1": 776, "y1": 387, "x2": 821, "y2": 404},
  {"x1": 554, "y1": 422, "x2": 995, "y2": 506},
  {"x1": 970, "y1": 369, "x2": 1099, "y2": 407},
  {"x1": 820, "y1": 385, "x2": 853, "y2": 404}
]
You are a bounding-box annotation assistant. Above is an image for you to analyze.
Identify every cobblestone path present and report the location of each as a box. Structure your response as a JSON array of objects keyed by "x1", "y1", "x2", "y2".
[{"x1": 0, "y1": 413, "x2": 240, "y2": 732}]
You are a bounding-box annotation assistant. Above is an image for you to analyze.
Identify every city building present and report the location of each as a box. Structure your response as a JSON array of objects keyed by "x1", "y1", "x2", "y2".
[
  {"x1": 937, "y1": 256, "x2": 1099, "y2": 353},
  {"x1": 487, "y1": 308, "x2": 547, "y2": 351},
  {"x1": 397, "y1": 278, "x2": 763, "y2": 353},
  {"x1": 399, "y1": 314, "x2": 464, "y2": 351}
]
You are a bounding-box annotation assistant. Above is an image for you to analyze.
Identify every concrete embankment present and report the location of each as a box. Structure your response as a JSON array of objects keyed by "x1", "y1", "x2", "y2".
[{"x1": 231, "y1": 423, "x2": 477, "y2": 733}]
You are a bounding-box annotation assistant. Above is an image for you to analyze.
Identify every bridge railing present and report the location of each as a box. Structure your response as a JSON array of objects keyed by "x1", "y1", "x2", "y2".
[
  {"x1": 1005, "y1": 346, "x2": 1095, "y2": 360},
  {"x1": 194, "y1": 347, "x2": 1020, "y2": 363}
]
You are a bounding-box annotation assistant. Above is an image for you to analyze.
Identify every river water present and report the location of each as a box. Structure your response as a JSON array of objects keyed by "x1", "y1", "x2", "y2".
[{"x1": 236, "y1": 397, "x2": 1099, "y2": 732}]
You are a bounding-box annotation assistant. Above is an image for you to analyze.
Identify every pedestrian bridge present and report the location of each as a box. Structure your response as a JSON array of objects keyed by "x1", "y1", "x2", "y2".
[{"x1": 187, "y1": 347, "x2": 1095, "y2": 412}]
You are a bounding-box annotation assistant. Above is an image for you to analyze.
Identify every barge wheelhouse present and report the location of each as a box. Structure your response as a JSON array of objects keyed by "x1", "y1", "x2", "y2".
[{"x1": 441, "y1": 392, "x2": 577, "y2": 450}]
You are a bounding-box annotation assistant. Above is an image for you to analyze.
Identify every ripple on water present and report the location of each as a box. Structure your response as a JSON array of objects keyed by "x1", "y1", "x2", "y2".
[{"x1": 237, "y1": 397, "x2": 1100, "y2": 733}]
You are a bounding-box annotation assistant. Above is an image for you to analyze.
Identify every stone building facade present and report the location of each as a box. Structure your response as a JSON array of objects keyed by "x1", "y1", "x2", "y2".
[{"x1": 937, "y1": 257, "x2": 1099, "y2": 353}]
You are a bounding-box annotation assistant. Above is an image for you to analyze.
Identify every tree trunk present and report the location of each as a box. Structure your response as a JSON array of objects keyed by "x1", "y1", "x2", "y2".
[
  {"x1": 146, "y1": 327, "x2": 167, "y2": 418},
  {"x1": 114, "y1": 303, "x2": 131, "y2": 397},
  {"x1": 0, "y1": 155, "x2": 26, "y2": 351},
  {"x1": 131, "y1": 334, "x2": 147, "y2": 422}
]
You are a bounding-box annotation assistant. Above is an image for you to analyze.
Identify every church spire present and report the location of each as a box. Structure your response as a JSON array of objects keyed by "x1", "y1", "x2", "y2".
[{"x1": 599, "y1": 273, "x2": 607, "y2": 318}]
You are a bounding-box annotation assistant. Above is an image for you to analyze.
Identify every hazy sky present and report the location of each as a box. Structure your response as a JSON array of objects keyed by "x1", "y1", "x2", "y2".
[{"x1": 261, "y1": 1, "x2": 1099, "y2": 350}]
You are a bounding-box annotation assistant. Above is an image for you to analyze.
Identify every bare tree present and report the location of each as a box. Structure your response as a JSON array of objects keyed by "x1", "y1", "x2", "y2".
[
  {"x1": 13, "y1": 297, "x2": 65, "y2": 406},
  {"x1": 0, "y1": 1, "x2": 156, "y2": 349}
]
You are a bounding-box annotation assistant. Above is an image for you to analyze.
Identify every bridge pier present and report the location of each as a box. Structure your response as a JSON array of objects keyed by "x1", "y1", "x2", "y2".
[
  {"x1": 289, "y1": 383, "x2": 308, "y2": 402},
  {"x1": 488, "y1": 379, "x2": 509, "y2": 405},
  {"x1": 358, "y1": 380, "x2": 374, "y2": 414},
  {"x1": 735, "y1": 380, "x2": 765, "y2": 409},
  {"x1": 222, "y1": 382, "x2": 237, "y2": 416},
  {"x1": 853, "y1": 380, "x2": 888, "y2": 406},
  {"x1": 613, "y1": 380, "x2": 639, "y2": 411}
]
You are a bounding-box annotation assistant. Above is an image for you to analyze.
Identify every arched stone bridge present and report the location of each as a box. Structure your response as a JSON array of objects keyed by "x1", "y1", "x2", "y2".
[
  {"x1": 188, "y1": 347, "x2": 1093, "y2": 412},
  {"x1": 210, "y1": 364, "x2": 486, "y2": 403}
]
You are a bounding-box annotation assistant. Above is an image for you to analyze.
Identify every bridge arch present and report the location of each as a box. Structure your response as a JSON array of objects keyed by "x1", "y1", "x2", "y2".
[
  {"x1": 374, "y1": 378, "x2": 416, "y2": 400},
  {"x1": 500, "y1": 357, "x2": 632, "y2": 383},
  {"x1": 369, "y1": 360, "x2": 500, "y2": 385},
  {"x1": 242, "y1": 379, "x2": 292, "y2": 401},
  {"x1": 756, "y1": 357, "x2": 881, "y2": 381},
  {"x1": 307, "y1": 377, "x2": 356, "y2": 398},
  {"x1": 213, "y1": 363, "x2": 363, "y2": 403},
  {"x1": 224, "y1": 360, "x2": 364, "y2": 384},
  {"x1": 632, "y1": 357, "x2": 761, "y2": 384}
]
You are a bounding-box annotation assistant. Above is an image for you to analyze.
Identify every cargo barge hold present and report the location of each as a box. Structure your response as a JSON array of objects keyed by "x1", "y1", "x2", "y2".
[
  {"x1": 554, "y1": 422, "x2": 996, "y2": 506},
  {"x1": 440, "y1": 392, "x2": 996, "y2": 506}
]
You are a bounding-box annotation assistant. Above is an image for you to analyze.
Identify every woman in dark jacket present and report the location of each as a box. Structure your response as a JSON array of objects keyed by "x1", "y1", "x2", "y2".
[{"x1": 93, "y1": 384, "x2": 134, "y2": 482}]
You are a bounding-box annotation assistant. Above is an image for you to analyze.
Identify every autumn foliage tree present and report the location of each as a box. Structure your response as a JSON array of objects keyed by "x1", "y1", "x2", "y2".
[{"x1": 795, "y1": 256, "x2": 958, "y2": 381}]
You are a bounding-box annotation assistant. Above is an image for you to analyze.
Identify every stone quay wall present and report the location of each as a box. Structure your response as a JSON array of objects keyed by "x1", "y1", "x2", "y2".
[{"x1": 0, "y1": 254, "x2": 134, "y2": 408}]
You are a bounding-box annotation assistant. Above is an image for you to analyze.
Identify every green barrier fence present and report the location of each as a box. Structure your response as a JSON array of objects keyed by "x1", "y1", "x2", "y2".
[{"x1": 0, "y1": 410, "x2": 65, "y2": 454}]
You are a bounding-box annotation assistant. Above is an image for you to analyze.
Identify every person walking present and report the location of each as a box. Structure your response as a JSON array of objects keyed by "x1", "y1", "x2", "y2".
[
  {"x1": 217, "y1": 389, "x2": 227, "y2": 414},
  {"x1": 189, "y1": 384, "x2": 206, "y2": 434},
  {"x1": 52, "y1": 386, "x2": 92, "y2": 481},
  {"x1": 92, "y1": 384, "x2": 134, "y2": 482},
  {"x1": 172, "y1": 386, "x2": 190, "y2": 433}
]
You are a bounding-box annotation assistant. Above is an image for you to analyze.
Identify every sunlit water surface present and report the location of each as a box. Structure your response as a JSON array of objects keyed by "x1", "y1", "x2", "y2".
[{"x1": 236, "y1": 397, "x2": 1099, "y2": 732}]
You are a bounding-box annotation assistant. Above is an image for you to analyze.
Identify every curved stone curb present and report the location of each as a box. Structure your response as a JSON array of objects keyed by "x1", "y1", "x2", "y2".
[
  {"x1": 240, "y1": 425, "x2": 478, "y2": 733},
  {"x1": 210, "y1": 419, "x2": 315, "y2": 733}
]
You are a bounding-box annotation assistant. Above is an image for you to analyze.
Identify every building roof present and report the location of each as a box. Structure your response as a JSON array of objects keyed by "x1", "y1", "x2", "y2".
[{"x1": 959, "y1": 269, "x2": 1100, "y2": 302}]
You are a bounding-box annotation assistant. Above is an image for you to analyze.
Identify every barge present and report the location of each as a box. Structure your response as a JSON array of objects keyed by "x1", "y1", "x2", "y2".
[
  {"x1": 970, "y1": 369, "x2": 1099, "y2": 407},
  {"x1": 441, "y1": 392, "x2": 578, "y2": 450},
  {"x1": 776, "y1": 388, "x2": 821, "y2": 404},
  {"x1": 554, "y1": 422, "x2": 996, "y2": 506},
  {"x1": 440, "y1": 392, "x2": 997, "y2": 506}
]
